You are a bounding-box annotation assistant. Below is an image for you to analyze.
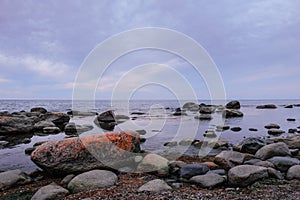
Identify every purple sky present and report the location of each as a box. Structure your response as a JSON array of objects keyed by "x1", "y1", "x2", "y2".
[{"x1": 0, "y1": 0, "x2": 300, "y2": 99}]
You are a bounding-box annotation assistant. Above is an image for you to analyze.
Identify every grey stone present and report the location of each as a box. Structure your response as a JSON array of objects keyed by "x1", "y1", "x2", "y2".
[
  {"x1": 255, "y1": 142, "x2": 291, "y2": 160},
  {"x1": 264, "y1": 123, "x2": 280, "y2": 129},
  {"x1": 286, "y1": 165, "x2": 300, "y2": 180},
  {"x1": 180, "y1": 163, "x2": 209, "y2": 179},
  {"x1": 60, "y1": 174, "x2": 75, "y2": 185},
  {"x1": 267, "y1": 168, "x2": 284, "y2": 180},
  {"x1": 138, "y1": 179, "x2": 172, "y2": 192},
  {"x1": 239, "y1": 137, "x2": 266, "y2": 154},
  {"x1": 216, "y1": 151, "x2": 245, "y2": 164},
  {"x1": 0, "y1": 169, "x2": 31, "y2": 190},
  {"x1": 137, "y1": 154, "x2": 169, "y2": 176},
  {"x1": 31, "y1": 182, "x2": 69, "y2": 200},
  {"x1": 190, "y1": 173, "x2": 225, "y2": 188},
  {"x1": 267, "y1": 156, "x2": 300, "y2": 172},
  {"x1": 223, "y1": 109, "x2": 243, "y2": 118},
  {"x1": 226, "y1": 100, "x2": 241, "y2": 109},
  {"x1": 67, "y1": 170, "x2": 117, "y2": 193},
  {"x1": 254, "y1": 161, "x2": 275, "y2": 168},
  {"x1": 228, "y1": 165, "x2": 268, "y2": 187},
  {"x1": 244, "y1": 159, "x2": 262, "y2": 165},
  {"x1": 34, "y1": 121, "x2": 56, "y2": 131}
]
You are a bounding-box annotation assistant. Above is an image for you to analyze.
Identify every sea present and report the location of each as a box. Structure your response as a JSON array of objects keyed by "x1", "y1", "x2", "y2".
[{"x1": 0, "y1": 99, "x2": 299, "y2": 172}]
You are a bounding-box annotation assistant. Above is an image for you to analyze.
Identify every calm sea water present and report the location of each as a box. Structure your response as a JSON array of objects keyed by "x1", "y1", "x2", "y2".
[{"x1": 0, "y1": 99, "x2": 299, "y2": 172}]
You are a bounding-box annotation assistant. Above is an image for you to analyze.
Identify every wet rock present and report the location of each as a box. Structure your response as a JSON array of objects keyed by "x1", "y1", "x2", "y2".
[
  {"x1": 190, "y1": 173, "x2": 225, "y2": 188},
  {"x1": 31, "y1": 131, "x2": 141, "y2": 175},
  {"x1": 64, "y1": 123, "x2": 93, "y2": 135},
  {"x1": 216, "y1": 125, "x2": 230, "y2": 131},
  {"x1": 67, "y1": 170, "x2": 117, "y2": 193},
  {"x1": 0, "y1": 169, "x2": 31, "y2": 190},
  {"x1": 138, "y1": 179, "x2": 172, "y2": 192},
  {"x1": 194, "y1": 114, "x2": 212, "y2": 120},
  {"x1": 180, "y1": 163, "x2": 209, "y2": 179},
  {"x1": 256, "y1": 104, "x2": 277, "y2": 109},
  {"x1": 231, "y1": 127, "x2": 242, "y2": 132},
  {"x1": 30, "y1": 107, "x2": 47, "y2": 114},
  {"x1": 226, "y1": 100, "x2": 241, "y2": 109},
  {"x1": 43, "y1": 127, "x2": 61, "y2": 134},
  {"x1": 199, "y1": 106, "x2": 215, "y2": 114},
  {"x1": 288, "y1": 128, "x2": 297, "y2": 133},
  {"x1": 267, "y1": 156, "x2": 300, "y2": 172},
  {"x1": 267, "y1": 129, "x2": 285, "y2": 135},
  {"x1": 25, "y1": 147, "x2": 36, "y2": 155},
  {"x1": 287, "y1": 118, "x2": 296, "y2": 122},
  {"x1": 284, "y1": 105, "x2": 293, "y2": 108},
  {"x1": 131, "y1": 112, "x2": 145, "y2": 115},
  {"x1": 0, "y1": 115, "x2": 40, "y2": 134},
  {"x1": 115, "y1": 115, "x2": 130, "y2": 124},
  {"x1": 255, "y1": 142, "x2": 291, "y2": 160},
  {"x1": 31, "y1": 182, "x2": 69, "y2": 200},
  {"x1": 183, "y1": 102, "x2": 200, "y2": 111},
  {"x1": 239, "y1": 137, "x2": 266, "y2": 154},
  {"x1": 286, "y1": 165, "x2": 300, "y2": 180},
  {"x1": 137, "y1": 154, "x2": 169, "y2": 176},
  {"x1": 264, "y1": 123, "x2": 280, "y2": 129},
  {"x1": 228, "y1": 165, "x2": 268, "y2": 187},
  {"x1": 22, "y1": 138, "x2": 31, "y2": 144},
  {"x1": 216, "y1": 151, "x2": 245, "y2": 165},
  {"x1": 223, "y1": 109, "x2": 243, "y2": 118},
  {"x1": 94, "y1": 110, "x2": 117, "y2": 131},
  {"x1": 164, "y1": 141, "x2": 178, "y2": 147},
  {"x1": 41, "y1": 112, "x2": 70, "y2": 129}
]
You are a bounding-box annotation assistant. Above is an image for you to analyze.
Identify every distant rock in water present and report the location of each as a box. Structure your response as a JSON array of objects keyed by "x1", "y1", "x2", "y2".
[
  {"x1": 264, "y1": 123, "x2": 280, "y2": 129},
  {"x1": 30, "y1": 107, "x2": 48, "y2": 114},
  {"x1": 183, "y1": 102, "x2": 199, "y2": 111},
  {"x1": 31, "y1": 131, "x2": 141, "y2": 175},
  {"x1": 222, "y1": 109, "x2": 243, "y2": 118},
  {"x1": 256, "y1": 104, "x2": 277, "y2": 109},
  {"x1": 226, "y1": 100, "x2": 241, "y2": 109},
  {"x1": 284, "y1": 105, "x2": 293, "y2": 108}
]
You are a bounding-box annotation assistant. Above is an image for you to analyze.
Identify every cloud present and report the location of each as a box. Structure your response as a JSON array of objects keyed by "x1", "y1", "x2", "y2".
[
  {"x1": 0, "y1": 52, "x2": 71, "y2": 78},
  {"x1": 0, "y1": 78, "x2": 11, "y2": 83}
]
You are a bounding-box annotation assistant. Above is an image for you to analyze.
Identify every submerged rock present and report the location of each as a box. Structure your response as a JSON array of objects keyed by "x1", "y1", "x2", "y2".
[
  {"x1": 31, "y1": 131, "x2": 141, "y2": 175},
  {"x1": 256, "y1": 104, "x2": 277, "y2": 109}
]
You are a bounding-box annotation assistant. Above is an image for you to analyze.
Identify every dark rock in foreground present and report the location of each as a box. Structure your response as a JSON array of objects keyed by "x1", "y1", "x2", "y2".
[{"x1": 31, "y1": 131, "x2": 141, "y2": 175}]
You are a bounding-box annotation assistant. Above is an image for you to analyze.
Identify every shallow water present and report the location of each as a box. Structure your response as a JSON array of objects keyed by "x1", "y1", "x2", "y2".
[{"x1": 0, "y1": 99, "x2": 299, "y2": 172}]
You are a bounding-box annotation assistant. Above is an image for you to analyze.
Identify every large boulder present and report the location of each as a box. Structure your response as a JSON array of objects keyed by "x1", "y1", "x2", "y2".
[
  {"x1": 67, "y1": 170, "x2": 117, "y2": 193},
  {"x1": 31, "y1": 182, "x2": 69, "y2": 200},
  {"x1": 0, "y1": 169, "x2": 31, "y2": 190},
  {"x1": 137, "y1": 154, "x2": 169, "y2": 176},
  {"x1": 138, "y1": 179, "x2": 172, "y2": 192},
  {"x1": 222, "y1": 109, "x2": 243, "y2": 118},
  {"x1": 228, "y1": 165, "x2": 268, "y2": 187},
  {"x1": 226, "y1": 100, "x2": 241, "y2": 109},
  {"x1": 267, "y1": 156, "x2": 300, "y2": 172},
  {"x1": 255, "y1": 142, "x2": 291, "y2": 160},
  {"x1": 190, "y1": 173, "x2": 225, "y2": 188},
  {"x1": 286, "y1": 165, "x2": 300, "y2": 180},
  {"x1": 239, "y1": 137, "x2": 266, "y2": 154},
  {"x1": 31, "y1": 131, "x2": 141, "y2": 175}
]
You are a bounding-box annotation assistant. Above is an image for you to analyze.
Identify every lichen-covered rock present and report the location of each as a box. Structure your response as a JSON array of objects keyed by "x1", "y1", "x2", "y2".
[{"x1": 31, "y1": 131, "x2": 141, "y2": 175}]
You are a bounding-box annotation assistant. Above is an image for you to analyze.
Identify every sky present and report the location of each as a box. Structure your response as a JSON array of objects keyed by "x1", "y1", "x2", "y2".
[{"x1": 0, "y1": 0, "x2": 300, "y2": 100}]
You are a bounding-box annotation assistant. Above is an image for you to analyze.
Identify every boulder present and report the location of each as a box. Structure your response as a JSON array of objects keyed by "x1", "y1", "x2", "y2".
[
  {"x1": 256, "y1": 104, "x2": 277, "y2": 109},
  {"x1": 222, "y1": 109, "x2": 243, "y2": 118},
  {"x1": 31, "y1": 182, "x2": 69, "y2": 200},
  {"x1": 67, "y1": 170, "x2": 117, "y2": 193},
  {"x1": 0, "y1": 169, "x2": 31, "y2": 190},
  {"x1": 30, "y1": 107, "x2": 47, "y2": 114},
  {"x1": 94, "y1": 110, "x2": 117, "y2": 131},
  {"x1": 239, "y1": 137, "x2": 266, "y2": 154},
  {"x1": 255, "y1": 142, "x2": 291, "y2": 160},
  {"x1": 180, "y1": 163, "x2": 209, "y2": 179},
  {"x1": 268, "y1": 129, "x2": 285, "y2": 135},
  {"x1": 138, "y1": 179, "x2": 172, "y2": 192},
  {"x1": 228, "y1": 165, "x2": 268, "y2": 187},
  {"x1": 43, "y1": 127, "x2": 61, "y2": 134},
  {"x1": 41, "y1": 112, "x2": 70, "y2": 129},
  {"x1": 194, "y1": 114, "x2": 212, "y2": 120},
  {"x1": 190, "y1": 173, "x2": 225, "y2": 188},
  {"x1": 274, "y1": 135, "x2": 300, "y2": 149},
  {"x1": 267, "y1": 156, "x2": 300, "y2": 172},
  {"x1": 215, "y1": 151, "x2": 245, "y2": 165},
  {"x1": 183, "y1": 102, "x2": 200, "y2": 111},
  {"x1": 264, "y1": 123, "x2": 280, "y2": 129},
  {"x1": 286, "y1": 165, "x2": 300, "y2": 180},
  {"x1": 31, "y1": 131, "x2": 141, "y2": 175},
  {"x1": 226, "y1": 100, "x2": 241, "y2": 109},
  {"x1": 137, "y1": 154, "x2": 169, "y2": 176},
  {"x1": 199, "y1": 106, "x2": 215, "y2": 114},
  {"x1": 0, "y1": 115, "x2": 40, "y2": 134},
  {"x1": 267, "y1": 168, "x2": 284, "y2": 179}
]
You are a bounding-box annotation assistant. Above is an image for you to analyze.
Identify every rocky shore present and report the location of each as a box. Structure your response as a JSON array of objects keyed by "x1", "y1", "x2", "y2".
[{"x1": 0, "y1": 101, "x2": 300, "y2": 199}]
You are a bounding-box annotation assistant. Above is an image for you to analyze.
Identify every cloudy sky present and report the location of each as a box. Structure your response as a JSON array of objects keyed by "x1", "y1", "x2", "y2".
[{"x1": 0, "y1": 0, "x2": 300, "y2": 100}]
